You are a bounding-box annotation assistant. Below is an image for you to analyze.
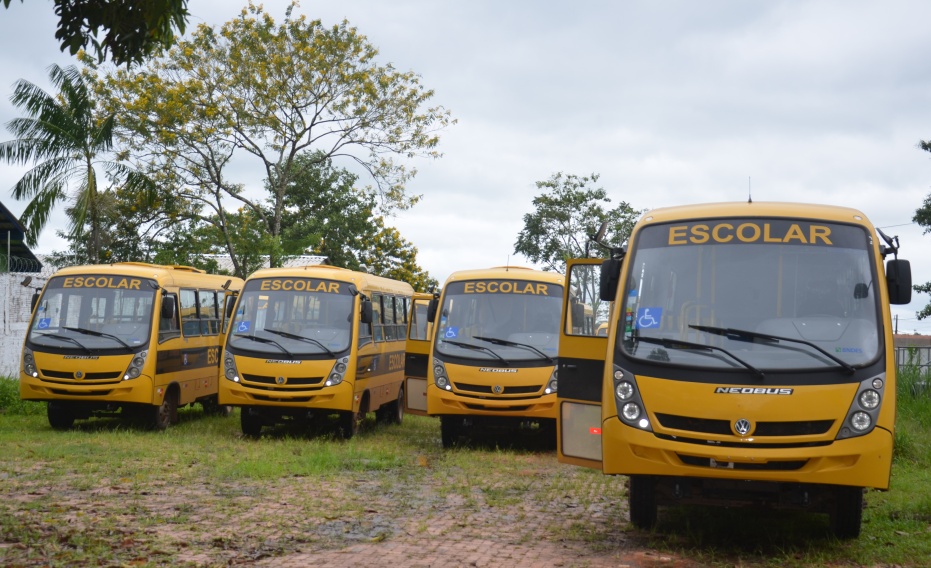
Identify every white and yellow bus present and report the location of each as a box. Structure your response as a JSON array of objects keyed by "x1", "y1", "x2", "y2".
[
  {"x1": 426, "y1": 266, "x2": 563, "y2": 447},
  {"x1": 20, "y1": 262, "x2": 243, "y2": 430},
  {"x1": 558, "y1": 202, "x2": 912, "y2": 538},
  {"x1": 219, "y1": 265, "x2": 414, "y2": 438}
]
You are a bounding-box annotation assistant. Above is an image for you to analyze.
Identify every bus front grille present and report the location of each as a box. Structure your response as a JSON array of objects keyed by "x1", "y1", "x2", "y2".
[
  {"x1": 463, "y1": 404, "x2": 531, "y2": 412},
  {"x1": 454, "y1": 382, "x2": 543, "y2": 395},
  {"x1": 655, "y1": 413, "x2": 835, "y2": 437},
  {"x1": 678, "y1": 454, "x2": 808, "y2": 471},
  {"x1": 40, "y1": 369, "x2": 124, "y2": 383},
  {"x1": 241, "y1": 373, "x2": 325, "y2": 387}
]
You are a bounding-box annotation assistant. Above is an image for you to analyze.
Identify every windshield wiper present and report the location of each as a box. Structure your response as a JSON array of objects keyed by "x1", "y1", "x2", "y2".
[
  {"x1": 688, "y1": 324, "x2": 856, "y2": 374},
  {"x1": 634, "y1": 335, "x2": 764, "y2": 379},
  {"x1": 233, "y1": 333, "x2": 295, "y2": 359},
  {"x1": 62, "y1": 326, "x2": 133, "y2": 351},
  {"x1": 474, "y1": 336, "x2": 553, "y2": 363},
  {"x1": 265, "y1": 329, "x2": 336, "y2": 357},
  {"x1": 441, "y1": 339, "x2": 508, "y2": 364},
  {"x1": 34, "y1": 332, "x2": 92, "y2": 354}
]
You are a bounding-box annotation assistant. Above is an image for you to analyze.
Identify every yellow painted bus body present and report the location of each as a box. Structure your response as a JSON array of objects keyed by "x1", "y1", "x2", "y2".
[
  {"x1": 557, "y1": 202, "x2": 911, "y2": 538},
  {"x1": 20, "y1": 262, "x2": 243, "y2": 429},
  {"x1": 219, "y1": 265, "x2": 414, "y2": 438},
  {"x1": 426, "y1": 266, "x2": 563, "y2": 447}
]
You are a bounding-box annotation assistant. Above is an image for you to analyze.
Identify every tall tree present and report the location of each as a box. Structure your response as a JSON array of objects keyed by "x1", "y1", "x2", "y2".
[
  {"x1": 911, "y1": 139, "x2": 931, "y2": 319},
  {"x1": 0, "y1": 64, "x2": 143, "y2": 262},
  {"x1": 89, "y1": 1, "x2": 453, "y2": 274},
  {"x1": 2, "y1": 0, "x2": 189, "y2": 66},
  {"x1": 514, "y1": 172, "x2": 641, "y2": 274}
]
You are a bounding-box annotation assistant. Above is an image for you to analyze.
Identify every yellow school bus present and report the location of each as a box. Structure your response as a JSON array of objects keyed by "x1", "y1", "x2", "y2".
[
  {"x1": 426, "y1": 266, "x2": 563, "y2": 447},
  {"x1": 219, "y1": 265, "x2": 414, "y2": 438},
  {"x1": 558, "y1": 202, "x2": 912, "y2": 539},
  {"x1": 20, "y1": 262, "x2": 243, "y2": 430}
]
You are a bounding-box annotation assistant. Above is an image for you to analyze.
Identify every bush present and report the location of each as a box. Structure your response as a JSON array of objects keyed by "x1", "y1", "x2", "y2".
[{"x1": 0, "y1": 376, "x2": 44, "y2": 416}]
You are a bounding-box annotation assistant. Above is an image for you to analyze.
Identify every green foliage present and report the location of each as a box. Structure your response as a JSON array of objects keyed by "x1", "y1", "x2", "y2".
[
  {"x1": 3, "y1": 0, "x2": 189, "y2": 67},
  {"x1": 88, "y1": 0, "x2": 453, "y2": 271},
  {"x1": 894, "y1": 362, "x2": 931, "y2": 466},
  {"x1": 912, "y1": 139, "x2": 931, "y2": 319},
  {"x1": 514, "y1": 172, "x2": 642, "y2": 274},
  {"x1": 0, "y1": 376, "x2": 43, "y2": 416}
]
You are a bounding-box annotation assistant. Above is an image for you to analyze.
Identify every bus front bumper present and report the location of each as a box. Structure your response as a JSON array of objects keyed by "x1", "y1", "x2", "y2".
[
  {"x1": 19, "y1": 373, "x2": 156, "y2": 406},
  {"x1": 427, "y1": 384, "x2": 556, "y2": 419},
  {"x1": 219, "y1": 378, "x2": 353, "y2": 412},
  {"x1": 601, "y1": 417, "x2": 894, "y2": 490}
]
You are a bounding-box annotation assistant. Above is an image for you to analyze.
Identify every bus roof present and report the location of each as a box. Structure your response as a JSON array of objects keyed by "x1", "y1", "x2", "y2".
[
  {"x1": 636, "y1": 201, "x2": 875, "y2": 227},
  {"x1": 442, "y1": 266, "x2": 564, "y2": 287},
  {"x1": 244, "y1": 265, "x2": 414, "y2": 296},
  {"x1": 47, "y1": 262, "x2": 243, "y2": 290}
]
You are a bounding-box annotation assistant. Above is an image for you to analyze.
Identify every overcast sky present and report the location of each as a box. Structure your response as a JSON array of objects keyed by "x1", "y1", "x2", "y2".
[{"x1": 2, "y1": 0, "x2": 931, "y2": 331}]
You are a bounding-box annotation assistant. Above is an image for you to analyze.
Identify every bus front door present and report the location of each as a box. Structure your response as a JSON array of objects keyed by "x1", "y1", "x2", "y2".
[
  {"x1": 404, "y1": 293, "x2": 435, "y2": 416},
  {"x1": 558, "y1": 259, "x2": 609, "y2": 470}
]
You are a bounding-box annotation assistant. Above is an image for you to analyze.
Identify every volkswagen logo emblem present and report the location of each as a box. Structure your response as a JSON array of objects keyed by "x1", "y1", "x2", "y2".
[
  {"x1": 492, "y1": 385, "x2": 504, "y2": 394},
  {"x1": 74, "y1": 371, "x2": 84, "y2": 380},
  {"x1": 276, "y1": 376, "x2": 286, "y2": 385},
  {"x1": 734, "y1": 418, "x2": 752, "y2": 436}
]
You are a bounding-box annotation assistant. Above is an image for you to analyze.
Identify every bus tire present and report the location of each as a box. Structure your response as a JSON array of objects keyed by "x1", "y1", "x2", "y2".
[
  {"x1": 201, "y1": 395, "x2": 232, "y2": 417},
  {"x1": 152, "y1": 390, "x2": 178, "y2": 430},
  {"x1": 339, "y1": 409, "x2": 363, "y2": 439},
  {"x1": 440, "y1": 416, "x2": 462, "y2": 448},
  {"x1": 830, "y1": 485, "x2": 864, "y2": 539},
  {"x1": 241, "y1": 407, "x2": 263, "y2": 437},
  {"x1": 47, "y1": 402, "x2": 75, "y2": 430},
  {"x1": 377, "y1": 386, "x2": 404, "y2": 425},
  {"x1": 628, "y1": 475, "x2": 658, "y2": 530}
]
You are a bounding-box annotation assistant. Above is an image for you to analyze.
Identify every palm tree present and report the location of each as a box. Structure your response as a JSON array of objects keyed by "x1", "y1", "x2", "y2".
[{"x1": 0, "y1": 64, "x2": 126, "y2": 263}]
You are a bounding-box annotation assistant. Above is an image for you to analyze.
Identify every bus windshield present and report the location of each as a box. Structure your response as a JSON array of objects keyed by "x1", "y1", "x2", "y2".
[
  {"x1": 27, "y1": 275, "x2": 157, "y2": 352},
  {"x1": 619, "y1": 219, "x2": 881, "y2": 372},
  {"x1": 227, "y1": 278, "x2": 354, "y2": 357},
  {"x1": 436, "y1": 279, "x2": 562, "y2": 362}
]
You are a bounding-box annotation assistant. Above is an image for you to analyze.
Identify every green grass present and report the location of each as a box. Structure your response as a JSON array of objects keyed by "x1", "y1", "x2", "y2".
[{"x1": 2, "y1": 370, "x2": 931, "y2": 566}]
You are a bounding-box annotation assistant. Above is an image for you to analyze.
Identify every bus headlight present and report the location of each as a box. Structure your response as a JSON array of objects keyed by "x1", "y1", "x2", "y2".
[
  {"x1": 433, "y1": 358, "x2": 452, "y2": 391},
  {"x1": 224, "y1": 354, "x2": 240, "y2": 383},
  {"x1": 544, "y1": 369, "x2": 558, "y2": 394},
  {"x1": 859, "y1": 390, "x2": 880, "y2": 410},
  {"x1": 325, "y1": 356, "x2": 350, "y2": 387},
  {"x1": 123, "y1": 351, "x2": 147, "y2": 380},
  {"x1": 23, "y1": 348, "x2": 37, "y2": 377},
  {"x1": 850, "y1": 411, "x2": 871, "y2": 432},
  {"x1": 837, "y1": 375, "x2": 884, "y2": 440},
  {"x1": 612, "y1": 365, "x2": 652, "y2": 432}
]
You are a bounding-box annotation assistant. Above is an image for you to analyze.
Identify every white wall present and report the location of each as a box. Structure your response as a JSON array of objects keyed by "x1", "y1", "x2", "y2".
[{"x1": 1, "y1": 267, "x2": 55, "y2": 378}]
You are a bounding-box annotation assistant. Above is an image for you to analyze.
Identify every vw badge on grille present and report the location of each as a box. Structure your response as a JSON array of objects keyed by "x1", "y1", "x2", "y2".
[
  {"x1": 734, "y1": 418, "x2": 752, "y2": 436},
  {"x1": 276, "y1": 376, "x2": 286, "y2": 385},
  {"x1": 492, "y1": 385, "x2": 503, "y2": 394},
  {"x1": 74, "y1": 371, "x2": 84, "y2": 380}
]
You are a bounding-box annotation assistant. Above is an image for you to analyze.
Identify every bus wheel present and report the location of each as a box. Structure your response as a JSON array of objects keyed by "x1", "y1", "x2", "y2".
[
  {"x1": 830, "y1": 485, "x2": 864, "y2": 539},
  {"x1": 201, "y1": 395, "x2": 233, "y2": 417},
  {"x1": 440, "y1": 416, "x2": 462, "y2": 448},
  {"x1": 241, "y1": 407, "x2": 263, "y2": 437},
  {"x1": 339, "y1": 409, "x2": 363, "y2": 439},
  {"x1": 628, "y1": 475, "x2": 658, "y2": 530},
  {"x1": 47, "y1": 402, "x2": 75, "y2": 430},
  {"x1": 377, "y1": 387, "x2": 405, "y2": 425},
  {"x1": 153, "y1": 390, "x2": 178, "y2": 430}
]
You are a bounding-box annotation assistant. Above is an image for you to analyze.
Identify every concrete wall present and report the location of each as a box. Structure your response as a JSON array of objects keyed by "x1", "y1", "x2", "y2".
[{"x1": 1, "y1": 267, "x2": 55, "y2": 378}]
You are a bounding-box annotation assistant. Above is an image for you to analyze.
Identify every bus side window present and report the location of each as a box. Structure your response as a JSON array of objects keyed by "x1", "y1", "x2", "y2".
[
  {"x1": 372, "y1": 293, "x2": 384, "y2": 342},
  {"x1": 159, "y1": 293, "x2": 181, "y2": 342},
  {"x1": 383, "y1": 296, "x2": 397, "y2": 340},
  {"x1": 398, "y1": 296, "x2": 409, "y2": 340},
  {"x1": 200, "y1": 290, "x2": 220, "y2": 335},
  {"x1": 180, "y1": 289, "x2": 200, "y2": 337}
]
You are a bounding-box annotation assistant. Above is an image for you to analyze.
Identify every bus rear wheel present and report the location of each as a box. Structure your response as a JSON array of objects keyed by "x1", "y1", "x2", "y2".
[
  {"x1": 628, "y1": 475, "x2": 658, "y2": 530},
  {"x1": 152, "y1": 390, "x2": 178, "y2": 430},
  {"x1": 830, "y1": 485, "x2": 864, "y2": 539},
  {"x1": 376, "y1": 386, "x2": 404, "y2": 425},
  {"x1": 47, "y1": 402, "x2": 75, "y2": 430}
]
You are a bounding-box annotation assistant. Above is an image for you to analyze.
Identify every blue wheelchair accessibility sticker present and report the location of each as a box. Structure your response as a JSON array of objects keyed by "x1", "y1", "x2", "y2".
[
  {"x1": 236, "y1": 321, "x2": 251, "y2": 332},
  {"x1": 38, "y1": 318, "x2": 51, "y2": 329},
  {"x1": 443, "y1": 326, "x2": 459, "y2": 339},
  {"x1": 636, "y1": 308, "x2": 662, "y2": 329}
]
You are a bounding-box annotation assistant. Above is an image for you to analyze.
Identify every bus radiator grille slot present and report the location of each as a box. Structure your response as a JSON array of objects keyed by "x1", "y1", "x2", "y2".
[
  {"x1": 463, "y1": 404, "x2": 531, "y2": 412},
  {"x1": 241, "y1": 374, "x2": 325, "y2": 387},
  {"x1": 656, "y1": 413, "x2": 835, "y2": 437},
  {"x1": 677, "y1": 454, "x2": 808, "y2": 471},
  {"x1": 454, "y1": 382, "x2": 543, "y2": 395},
  {"x1": 49, "y1": 389, "x2": 113, "y2": 397},
  {"x1": 40, "y1": 369, "x2": 123, "y2": 382}
]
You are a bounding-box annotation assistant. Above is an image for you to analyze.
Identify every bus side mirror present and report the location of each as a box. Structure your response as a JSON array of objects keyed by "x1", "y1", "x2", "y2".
[
  {"x1": 361, "y1": 299, "x2": 373, "y2": 324},
  {"x1": 853, "y1": 283, "x2": 869, "y2": 299},
  {"x1": 886, "y1": 258, "x2": 912, "y2": 305},
  {"x1": 30, "y1": 292, "x2": 40, "y2": 313},
  {"x1": 161, "y1": 296, "x2": 176, "y2": 320},
  {"x1": 600, "y1": 258, "x2": 621, "y2": 301},
  {"x1": 426, "y1": 298, "x2": 438, "y2": 323}
]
